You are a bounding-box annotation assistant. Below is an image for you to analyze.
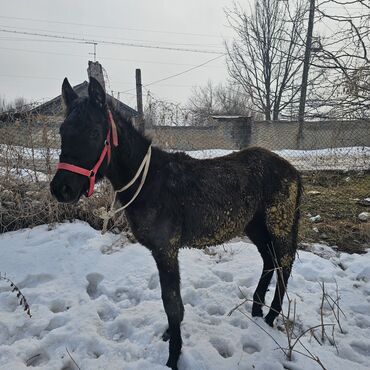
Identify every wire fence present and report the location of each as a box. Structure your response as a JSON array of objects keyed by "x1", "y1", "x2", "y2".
[{"x1": 0, "y1": 110, "x2": 369, "y2": 253}]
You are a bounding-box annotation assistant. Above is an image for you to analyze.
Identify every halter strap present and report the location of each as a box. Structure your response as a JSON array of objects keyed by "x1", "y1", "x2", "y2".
[{"x1": 56, "y1": 109, "x2": 117, "y2": 197}]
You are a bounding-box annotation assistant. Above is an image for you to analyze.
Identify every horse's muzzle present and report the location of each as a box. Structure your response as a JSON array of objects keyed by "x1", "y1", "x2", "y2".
[{"x1": 50, "y1": 172, "x2": 86, "y2": 203}]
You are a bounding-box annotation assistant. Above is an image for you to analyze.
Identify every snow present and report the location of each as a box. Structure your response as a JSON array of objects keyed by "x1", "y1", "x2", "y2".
[
  {"x1": 276, "y1": 146, "x2": 370, "y2": 171},
  {"x1": 0, "y1": 144, "x2": 59, "y2": 161},
  {"x1": 185, "y1": 149, "x2": 233, "y2": 159},
  {"x1": 0, "y1": 167, "x2": 49, "y2": 182},
  {"x1": 358, "y1": 212, "x2": 370, "y2": 221},
  {"x1": 1, "y1": 222, "x2": 370, "y2": 370}
]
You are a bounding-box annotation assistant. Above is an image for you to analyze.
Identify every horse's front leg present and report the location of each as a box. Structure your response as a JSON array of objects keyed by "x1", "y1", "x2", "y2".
[{"x1": 153, "y1": 249, "x2": 184, "y2": 370}]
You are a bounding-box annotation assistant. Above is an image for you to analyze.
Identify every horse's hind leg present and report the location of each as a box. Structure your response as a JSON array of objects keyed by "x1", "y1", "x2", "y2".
[
  {"x1": 264, "y1": 181, "x2": 300, "y2": 326},
  {"x1": 264, "y1": 239, "x2": 295, "y2": 327},
  {"x1": 245, "y1": 215, "x2": 275, "y2": 318},
  {"x1": 152, "y1": 250, "x2": 184, "y2": 370}
]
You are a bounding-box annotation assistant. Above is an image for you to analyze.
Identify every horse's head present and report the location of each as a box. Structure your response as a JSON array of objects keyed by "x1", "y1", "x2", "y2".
[{"x1": 50, "y1": 77, "x2": 114, "y2": 203}]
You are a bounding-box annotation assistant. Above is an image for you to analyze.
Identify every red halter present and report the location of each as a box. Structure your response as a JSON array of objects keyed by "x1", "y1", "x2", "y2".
[{"x1": 57, "y1": 109, "x2": 118, "y2": 197}]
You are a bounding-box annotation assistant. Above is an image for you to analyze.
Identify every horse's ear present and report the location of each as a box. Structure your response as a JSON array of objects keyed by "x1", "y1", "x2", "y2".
[
  {"x1": 62, "y1": 78, "x2": 78, "y2": 108},
  {"x1": 88, "y1": 77, "x2": 106, "y2": 109}
]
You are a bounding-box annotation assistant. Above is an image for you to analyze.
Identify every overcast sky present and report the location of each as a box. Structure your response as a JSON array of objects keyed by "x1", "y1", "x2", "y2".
[{"x1": 0, "y1": 0, "x2": 241, "y2": 108}]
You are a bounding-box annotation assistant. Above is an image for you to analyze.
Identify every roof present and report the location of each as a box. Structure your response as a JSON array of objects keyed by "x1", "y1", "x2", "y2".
[
  {"x1": 210, "y1": 115, "x2": 252, "y2": 124},
  {"x1": 31, "y1": 81, "x2": 138, "y2": 119},
  {"x1": 211, "y1": 115, "x2": 251, "y2": 119}
]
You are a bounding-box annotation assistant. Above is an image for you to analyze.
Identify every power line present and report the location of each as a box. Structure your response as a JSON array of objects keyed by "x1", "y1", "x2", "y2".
[
  {"x1": 0, "y1": 15, "x2": 230, "y2": 39},
  {"x1": 0, "y1": 23, "x2": 224, "y2": 48},
  {"x1": 0, "y1": 36, "x2": 82, "y2": 44},
  {"x1": 145, "y1": 54, "x2": 226, "y2": 87},
  {"x1": 0, "y1": 73, "x2": 76, "y2": 81},
  {"x1": 0, "y1": 28, "x2": 224, "y2": 55},
  {"x1": 0, "y1": 45, "x2": 226, "y2": 69},
  {"x1": 119, "y1": 54, "x2": 226, "y2": 93}
]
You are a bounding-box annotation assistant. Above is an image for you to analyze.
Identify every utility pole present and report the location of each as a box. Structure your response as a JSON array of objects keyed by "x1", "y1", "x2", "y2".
[
  {"x1": 297, "y1": 0, "x2": 315, "y2": 146},
  {"x1": 135, "y1": 68, "x2": 144, "y2": 134}
]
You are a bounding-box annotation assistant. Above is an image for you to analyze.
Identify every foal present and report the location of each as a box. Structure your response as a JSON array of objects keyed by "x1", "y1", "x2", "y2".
[{"x1": 50, "y1": 77, "x2": 302, "y2": 370}]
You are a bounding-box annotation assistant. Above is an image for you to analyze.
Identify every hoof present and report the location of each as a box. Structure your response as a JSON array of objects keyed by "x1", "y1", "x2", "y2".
[
  {"x1": 166, "y1": 359, "x2": 178, "y2": 370},
  {"x1": 251, "y1": 305, "x2": 263, "y2": 317},
  {"x1": 162, "y1": 328, "x2": 170, "y2": 342},
  {"x1": 264, "y1": 313, "x2": 275, "y2": 327}
]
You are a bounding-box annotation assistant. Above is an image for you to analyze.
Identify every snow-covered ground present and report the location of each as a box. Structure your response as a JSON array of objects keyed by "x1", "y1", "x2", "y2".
[
  {"x1": 0, "y1": 166, "x2": 49, "y2": 182},
  {"x1": 0, "y1": 144, "x2": 59, "y2": 161},
  {"x1": 1, "y1": 222, "x2": 369, "y2": 370}
]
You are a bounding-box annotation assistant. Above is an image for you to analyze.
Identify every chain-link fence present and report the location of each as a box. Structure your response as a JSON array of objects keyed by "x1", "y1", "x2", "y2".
[
  {"x1": 0, "y1": 112, "x2": 129, "y2": 236},
  {"x1": 0, "y1": 110, "x2": 369, "y2": 252}
]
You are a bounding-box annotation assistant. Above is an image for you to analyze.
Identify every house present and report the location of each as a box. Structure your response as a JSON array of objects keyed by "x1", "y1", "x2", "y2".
[
  {"x1": 210, "y1": 115, "x2": 252, "y2": 125},
  {"x1": 0, "y1": 61, "x2": 138, "y2": 122},
  {"x1": 30, "y1": 80, "x2": 138, "y2": 120}
]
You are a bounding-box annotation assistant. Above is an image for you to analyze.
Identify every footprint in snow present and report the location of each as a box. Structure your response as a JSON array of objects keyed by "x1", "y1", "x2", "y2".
[
  {"x1": 242, "y1": 343, "x2": 261, "y2": 354},
  {"x1": 61, "y1": 362, "x2": 78, "y2": 370},
  {"x1": 241, "y1": 335, "x2": 261, "y2": 354},
  {"x1": 48, "y1": 299, "x2": 70, "y2": 313},
  {"x1": 350, "y1": 341, "x2": 370, "y2": 357},
  {"x1": 86, "y1": 341, "x2": 105, "y2": 359},
  {"x1": 147, "y1": 272, "x2": 159, "y2": 290},
  {"x1": 86, "y1": 273, "x2": 104, "y2": 300},
  {"x1": 209, "y1": 336, "x2": 234, "y2": 358}
]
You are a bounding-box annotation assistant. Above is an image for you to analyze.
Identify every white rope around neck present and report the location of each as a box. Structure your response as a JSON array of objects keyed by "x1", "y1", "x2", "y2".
[{"x1": 97, "y1": 145, "x2": 152, "y2": 234}]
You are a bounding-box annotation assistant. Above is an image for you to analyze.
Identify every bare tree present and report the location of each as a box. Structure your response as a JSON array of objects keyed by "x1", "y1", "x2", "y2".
[
  {"x1": 0, "y1": 96, "x2": 28, "y2": 113},
  {"x1": 144, "y1": 91, "x2": 193, "y2": 127},
  {"x1": 307, "y1": 0, "x2": 370, "y2": 119},
  {"x1": 187, "y1": 81, "x2": 253, "y2": 125},
  {"x1": 14, "y1": 97, "x2": 28, "y2": 113},
  {"x1": 225, "y1": 0, "x2": 307, "y2": 120},
  {"x1": 0, "y1": 95, "x2": 11, "y2": 113}
]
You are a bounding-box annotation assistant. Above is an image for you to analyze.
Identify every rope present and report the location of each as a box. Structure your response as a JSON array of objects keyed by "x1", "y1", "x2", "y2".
[{"x1": 96, "y1": 145, "x2": 152, "y2": 234}]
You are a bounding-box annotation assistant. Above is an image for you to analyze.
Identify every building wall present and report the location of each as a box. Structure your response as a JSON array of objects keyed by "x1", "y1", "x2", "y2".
[
  {"x1": 146, "y1": 121, "x2": 251, "y2": 150},
  {"x1": 146, "y1": 120, "x2": 370, "y2": 151},
  {"x1": 251, "y1": 120, "x2": 370, "y2": 150}
]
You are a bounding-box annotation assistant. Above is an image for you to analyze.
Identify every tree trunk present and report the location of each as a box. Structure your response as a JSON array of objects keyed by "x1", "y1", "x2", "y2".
[
  {"x1": 265, "y1": 110, "x2": 271, "y2": 121},
  {"x1": 273, "y1": 110, "x2": 279, "y2": 121}
]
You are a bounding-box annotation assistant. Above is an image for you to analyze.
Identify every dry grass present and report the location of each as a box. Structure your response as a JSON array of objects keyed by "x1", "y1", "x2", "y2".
[
  {"x1": 0, "y1": 178, "x2": 130, "y2": 235},
  {"x1": 299, "y1": 171, "x2": 370, "y2": 254}
]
